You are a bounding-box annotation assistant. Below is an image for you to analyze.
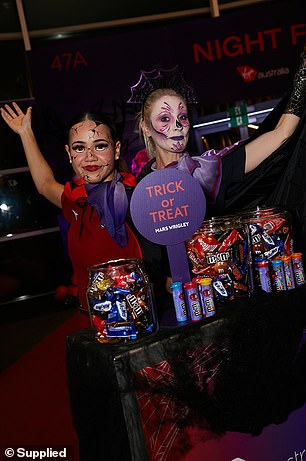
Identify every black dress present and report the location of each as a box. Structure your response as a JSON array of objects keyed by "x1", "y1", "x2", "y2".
[{"x1": 136, "y1": 95, "x2": 306, "y2": 310}]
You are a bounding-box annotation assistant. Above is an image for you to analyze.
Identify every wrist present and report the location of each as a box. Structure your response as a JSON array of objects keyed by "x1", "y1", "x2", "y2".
[{"x1": 20, "y1": 125, "x2": 34, "y2": 139}]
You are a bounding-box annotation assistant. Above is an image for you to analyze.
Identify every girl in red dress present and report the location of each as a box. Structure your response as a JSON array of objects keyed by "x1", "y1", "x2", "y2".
[{"x1": 0, "y1": 106, "x2": 142, "y2": 326}]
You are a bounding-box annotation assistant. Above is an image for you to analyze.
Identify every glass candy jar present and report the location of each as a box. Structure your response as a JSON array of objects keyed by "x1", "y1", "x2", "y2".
[
  {"x1": 241, "y1": 206, "x2": 294, "y2": 289},
  {"x1": 87, "y1": 258, "x2": 158, "y2": 344},
  {"x1": 242, "y1": 206, "x2": 294, "y2": 259},
  {"x1": 186, "y1": 214, "x2": 253, "y2": 304}
]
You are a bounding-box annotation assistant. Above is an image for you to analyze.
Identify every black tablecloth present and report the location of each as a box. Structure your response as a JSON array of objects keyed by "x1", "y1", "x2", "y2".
[{"x1": 66, "y1": 285, "x2": 306, "y2": 461}]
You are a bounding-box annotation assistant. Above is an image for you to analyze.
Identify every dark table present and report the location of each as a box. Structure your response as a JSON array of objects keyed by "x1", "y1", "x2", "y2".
[{"x1": 66, "y1": 285, "x2": 306, "y2": 461}]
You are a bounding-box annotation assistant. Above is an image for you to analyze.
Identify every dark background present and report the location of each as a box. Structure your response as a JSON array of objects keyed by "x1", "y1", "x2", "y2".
[{"x1": 0, "y1": 0, "x2": 304, "y2": 303}]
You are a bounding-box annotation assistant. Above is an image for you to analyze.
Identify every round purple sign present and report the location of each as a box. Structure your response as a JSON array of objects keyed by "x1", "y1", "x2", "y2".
[{"x1": 130, "y1": 168, "x2": 206, "y2": 246}]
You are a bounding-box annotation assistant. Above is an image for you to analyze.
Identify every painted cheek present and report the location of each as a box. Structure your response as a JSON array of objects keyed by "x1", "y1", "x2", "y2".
[
  {"x1": 71, "y1": 155, "x2": 82, "y2": 164},
  {"x1": 160, "y1": 124, "x2": 169, "y2": 133},
  {"x1": 156, "y1": 119, "x2": 169, "y2": 132},
  {"x1": 151, "y1": 122, "x2": 168, "y2": 138}
]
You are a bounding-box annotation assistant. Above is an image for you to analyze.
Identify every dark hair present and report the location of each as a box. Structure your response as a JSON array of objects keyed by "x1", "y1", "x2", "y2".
[{"x1": 66, "y1": 111, "x2": 118, "y2": 144}]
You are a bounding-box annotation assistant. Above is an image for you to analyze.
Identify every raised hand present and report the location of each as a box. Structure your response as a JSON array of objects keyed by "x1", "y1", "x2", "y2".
[{"x1": 0, "y1": 101, "x2": 32, "y2": 136}]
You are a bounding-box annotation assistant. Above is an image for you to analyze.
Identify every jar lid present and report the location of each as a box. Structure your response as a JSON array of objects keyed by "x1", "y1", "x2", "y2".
[
  {"x1": 257, "y1": 260, "x2": 269, "y2": 267},
  {"x1": 199, "y1": 277, "x2": 212, "y2": 285},
  {"x1": 271, "y1": 259, "x2": 283, "y2": 266},
  {"x1": 184, "y1": 282, "x2": 196, "y2": 289},
  {"x1": 170, "y1": 281, "x2": 183, "y2": 289}
]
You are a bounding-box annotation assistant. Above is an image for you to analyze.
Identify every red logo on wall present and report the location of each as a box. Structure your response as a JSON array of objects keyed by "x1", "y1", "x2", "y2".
[{"x1": 236, "y1": 66, "x2": 258, "y2": 82}]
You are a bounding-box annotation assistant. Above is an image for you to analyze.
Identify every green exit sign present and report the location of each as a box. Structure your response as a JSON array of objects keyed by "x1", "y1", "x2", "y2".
[{"x1": 228, "y1": 104, "x2": 249, "y2": 127}]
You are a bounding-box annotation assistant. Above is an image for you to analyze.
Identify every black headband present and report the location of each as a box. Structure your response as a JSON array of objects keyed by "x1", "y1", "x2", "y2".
[{"x1": 127, "y1": 65, "x2": 198, "y2": 107}]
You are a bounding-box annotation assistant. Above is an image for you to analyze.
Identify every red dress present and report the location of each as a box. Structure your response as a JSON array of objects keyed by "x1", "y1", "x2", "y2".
[{"x1": 61, "y1": 173, "x2": 142, "y2": 312}]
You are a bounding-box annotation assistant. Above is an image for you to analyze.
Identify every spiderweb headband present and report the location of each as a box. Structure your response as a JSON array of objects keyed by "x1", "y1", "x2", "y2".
[{"x1": 127, "y1": 66, "x2": 198, "y2": 106}]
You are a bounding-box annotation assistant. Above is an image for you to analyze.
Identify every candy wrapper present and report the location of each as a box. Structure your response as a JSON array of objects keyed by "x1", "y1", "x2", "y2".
[
  {"x1": 186, "y1": 215, "x2": 253, "y2": 304},
  {"x1": 87, "y1": 258, "x2": 158, "y2": 344},
  {"x1": 241, "y1": 207, "x2": 295, "y2": 289}
]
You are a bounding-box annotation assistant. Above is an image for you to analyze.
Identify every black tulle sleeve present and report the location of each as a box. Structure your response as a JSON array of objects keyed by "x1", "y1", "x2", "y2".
[{"x1": 215, "y1": 94, "x2": 306, "y2": 254}]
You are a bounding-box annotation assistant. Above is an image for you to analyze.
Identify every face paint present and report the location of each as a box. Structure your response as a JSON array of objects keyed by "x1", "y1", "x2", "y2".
[
  {"x1": 147, "y1": 95, "x2": 190, "y2": 154},
  {"x1": 66, "y1": 120, "x2": 119, "y2": 183}
]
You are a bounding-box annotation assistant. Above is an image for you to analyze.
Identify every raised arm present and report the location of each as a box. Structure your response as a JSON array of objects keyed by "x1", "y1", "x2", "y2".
[
  {"x1": 244, "y1": 113, "x2": 300, "y2": 172},
  {"x1": 0, "y1": 102, "x2": 64, "y2": 208},
  {"x1": 245, "y1": 43, "x2": 305, "y2": 173}
]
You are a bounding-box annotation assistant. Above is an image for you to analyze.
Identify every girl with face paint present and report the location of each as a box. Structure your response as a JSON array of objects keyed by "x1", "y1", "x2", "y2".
[
  {"x1": 130, "y1": 44, "x2": 306, "y2": 308},
  {"x1": 0, "y1": 104, "x2": 142, "y2": 319},
  {"x1": 140, "y1": 89, "x2": 190, "y2": 162}
]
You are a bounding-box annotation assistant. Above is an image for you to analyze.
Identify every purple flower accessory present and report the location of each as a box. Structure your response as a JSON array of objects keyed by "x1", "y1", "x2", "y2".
[
  {"x1": 166, "y1": 152, "x2": 222, "y2": 204},
  {"x1": 86, "y1": 170, "x2": 129, "y2": 247},
  {"x1": 127, "y1": 66, "x2": 198, "y2": 106}
]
